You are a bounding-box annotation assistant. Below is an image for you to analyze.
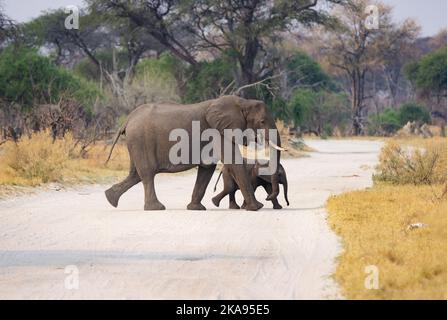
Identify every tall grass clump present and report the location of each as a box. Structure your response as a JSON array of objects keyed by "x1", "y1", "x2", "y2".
[
  {"x1": 0, "y1": 130, "x2": 73, "y2": 185},
  {"x1": 374, "y1": 139, "x2": 447, "y2": 185},
  {"x1": 0, "y1": 130, "x2": 129, "y2": 187}
]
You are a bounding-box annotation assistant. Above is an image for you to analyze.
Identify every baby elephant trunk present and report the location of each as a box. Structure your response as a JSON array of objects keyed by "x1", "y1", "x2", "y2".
[{"x1": 265, "y1": 129, "x2": 284, "y2": 202}]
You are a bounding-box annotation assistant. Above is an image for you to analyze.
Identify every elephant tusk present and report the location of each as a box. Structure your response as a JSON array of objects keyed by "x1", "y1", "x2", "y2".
[
  {"x1": 269, "y1": 140, "x2": 287, "y2": 152},
  {"x1": 238, "y1": 144, "x2": 270, "y2": 161}
]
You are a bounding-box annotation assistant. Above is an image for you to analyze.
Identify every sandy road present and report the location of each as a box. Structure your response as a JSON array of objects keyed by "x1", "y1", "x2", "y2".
[{"x1": 0, "y1": 139, "x2": 382, "y2": 300}]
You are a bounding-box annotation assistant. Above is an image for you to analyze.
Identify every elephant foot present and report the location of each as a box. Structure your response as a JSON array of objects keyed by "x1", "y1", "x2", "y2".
[
  {"x1": 229, "y1": 202, "x2": 241, "y2": 210},
  {"x1": 187, "y1": 202, "x2": 206, "y2": 211},
  {"x1": 211, "y1": 197, "x2": 220, "y2": 208},
  {"x1": 144, "y1": 201, "x2": 166, "y2": 211},
  {"x1": 266, "y1": 192, "x2": 279, "y2": 201},
  {"x1": 105, "y1": 188, "x2": 119, "y2": 208},
  {"x1": 273, "y1": 204, "x2": 283, "y2": 210},
  {"x1": 244, "y1": 200, "x2": 263, "y2": 211}
]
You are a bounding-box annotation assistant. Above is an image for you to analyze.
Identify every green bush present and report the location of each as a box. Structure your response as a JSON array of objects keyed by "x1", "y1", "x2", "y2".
[
  {"x1": 369, "y1": 108, "x2": 401, "y2": 135},
  {"x1": 288, "y1": 89, "x2": 316, "y2": 126},
  {"x1": 369, "y1": 103, "x2": 431, "y2": 135},
  {"x1": 0, "y1": 46, "x2": 100, "y2": 111},
  {"x1": 398, "y1": 102, "x2": 431, "y2": 125}
]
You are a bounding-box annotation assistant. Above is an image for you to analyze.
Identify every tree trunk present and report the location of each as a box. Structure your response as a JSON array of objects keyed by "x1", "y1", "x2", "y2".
[
  {"x1": 351, "y1": 68, "x2": 366, "y2": 136},
  {"x1": 237, "y1": 39, "x2": 260, "y2": 99}
]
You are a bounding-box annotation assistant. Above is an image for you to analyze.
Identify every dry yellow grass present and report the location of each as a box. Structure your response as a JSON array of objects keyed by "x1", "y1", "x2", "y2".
[
  {"x1": 327, "y1": 185, "x2": 447, "y2": 300},
  {"x1": 327, "y1": 136, "x2": 447, "y2": 300},
  {"x1": 0, "y1": 130, "x2": 129, "y2": 194}
]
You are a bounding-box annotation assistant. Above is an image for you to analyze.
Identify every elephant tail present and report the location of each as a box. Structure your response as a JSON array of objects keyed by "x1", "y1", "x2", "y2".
[
  {"x1": 213, "y1": 170, "x2": 223, "y2": 192},
  {"x1": 283, "y1": 173, "x2": 290, "y2": 206},
  {"x1": 284, "y1": 179, "x2": 289, "y2": 206},
  {"x1": 105, "y1": 124, "x2": 126, "y2": 164}
]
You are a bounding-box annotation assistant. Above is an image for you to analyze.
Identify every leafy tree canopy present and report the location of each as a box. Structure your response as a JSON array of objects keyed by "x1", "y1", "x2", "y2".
[
  {"x1": 405, "y1": 46, "x2": 447, "y2": 96},
  {"x1": 286, "y1": 51, "x2": 336, "y2": 91},
  {"x1": 0, "y1": 46, "x2": 100, "y2": 112}
]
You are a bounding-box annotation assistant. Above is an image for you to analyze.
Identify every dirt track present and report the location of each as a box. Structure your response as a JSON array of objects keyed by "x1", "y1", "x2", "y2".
[{"x1": 0, "y1": 139, "x2": 382, "y2": 299}]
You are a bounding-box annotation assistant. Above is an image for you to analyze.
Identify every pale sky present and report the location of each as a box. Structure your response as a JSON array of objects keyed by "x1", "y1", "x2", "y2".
[{"x1": 1, "y1": 0, "x2": 446, "y2": 37}]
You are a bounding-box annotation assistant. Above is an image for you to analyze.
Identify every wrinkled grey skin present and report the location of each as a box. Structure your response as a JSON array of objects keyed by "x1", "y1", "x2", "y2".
[
  {"x1": 104, "y1": 95, "x2": 281, "y2": 211},
  {"x1": 212, "y1": 163, "x2": 289, "y2": 210}
]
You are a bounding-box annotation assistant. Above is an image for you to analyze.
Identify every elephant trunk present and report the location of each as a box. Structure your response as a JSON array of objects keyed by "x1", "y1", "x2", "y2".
[{"x1": 265, "y1": 127, "x2": 282, "y2": 202}]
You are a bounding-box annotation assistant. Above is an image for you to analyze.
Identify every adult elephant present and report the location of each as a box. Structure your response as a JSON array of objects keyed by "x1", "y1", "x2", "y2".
[{"x1": 104, "y1": 95, "x2": 284, "y2": 211}]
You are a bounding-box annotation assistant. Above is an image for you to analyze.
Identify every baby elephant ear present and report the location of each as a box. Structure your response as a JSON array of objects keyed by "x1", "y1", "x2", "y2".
[{"x1": 206, "y1": 97, "x2": 246, "y2": 134}]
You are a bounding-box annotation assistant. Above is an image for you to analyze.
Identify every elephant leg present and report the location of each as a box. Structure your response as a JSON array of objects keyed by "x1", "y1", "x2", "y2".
[
  {"x1": 105, "y1": 161, "x2": 141, "y2": 208},
  {"x1": 188, "y1": 165, "x2": 216, "y2": 210},
  {"x1": 228, "y1": 191, "x2": 240, "y2": 210},
  {"x1": 241, "y1": 184, "x2": 258, "y2": 210},
  {"x1": 266, "y1": 173, "x2": 279, "y2": 201},
  {"x1": 230, "y1": 165, "x2": 263, "y2": 211},
  {"x1": 262, "y1": 183, "x2": 282, "y2": 210},
  {"x1": 212, "y1": 190, "x2": 228, "y2": 207},
  {"x1": 141, "y1": 172, "x2": 165, "y2": 211},
  {"x1": 212, "y1": 172, "x2": 237, "y2": 208}
]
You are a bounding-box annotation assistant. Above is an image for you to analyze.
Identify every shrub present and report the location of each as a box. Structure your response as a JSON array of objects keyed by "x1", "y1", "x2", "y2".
[
  {"x1": 126, "y1": 54, "x2": 181, "y2": 104},
  {"x1": 1, "y1": 130, "x2": 73, "y2": 185},
  {"x1": 369, "y1": 108, "x2": 401, "y2": 135},
  {"x1": 0, "y1": 130, "x2": 129, "y2": 186},
  {"x1": 288, "y1": 89, "x2": 315, "y2": 127},
  {"x1": 369, "y1": 104, "x2": 432, "y2": 136},
  {"x1": 398, "y1": 102, "x2": 431, "y2": 125},
  {"x1": 374, "y1": 140, "x2": 447, "y2": 185}
]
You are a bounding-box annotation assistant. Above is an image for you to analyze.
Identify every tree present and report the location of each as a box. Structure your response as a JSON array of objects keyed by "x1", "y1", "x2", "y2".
[
  {"x1": 88, "y1": 0, "x2": 197, "y2": 66},
  {"x1": 90, "y1": 0, "x2": 343, "y2": 98},
  {"x1": 0, "y1": 7, "x2": 18, "y2": 50},
  {"x1": 405, "y1": 46, "x2": 447, "y2": 100},
  {"x1": 23, "y1": 8, "x2": 165, "y2": 109},
  {"x1": 288, "y1": 89, "x2": 350, "y2": 135},
  {"x1": 284, "y1": 51, "x2": 336, "y2": 96},
  {"x1": 0, "y1": 46, "x2": 100, "y2": 110},
  {"x1": 183, "y1": 57, "x2": 234, "y2": 103},
  {"x1": 321, "y1": 0, "x2": 394, "y2": 135},
  {"x1": 185, "y1": 0, "x2": 343, "y2": 95},
  {"x1": 374, "y1": 19, "x2": 420, "y2": 106}
]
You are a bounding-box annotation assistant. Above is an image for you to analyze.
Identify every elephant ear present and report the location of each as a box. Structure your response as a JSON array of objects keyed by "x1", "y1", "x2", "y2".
[{"x1": 205, "y1": 97, "x2": 246, "y2": 134}]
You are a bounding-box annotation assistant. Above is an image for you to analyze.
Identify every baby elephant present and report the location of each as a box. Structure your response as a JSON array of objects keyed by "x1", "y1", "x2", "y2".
[{"x1": 212, "y1": 164, "x2": 289, "y2": 210}]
